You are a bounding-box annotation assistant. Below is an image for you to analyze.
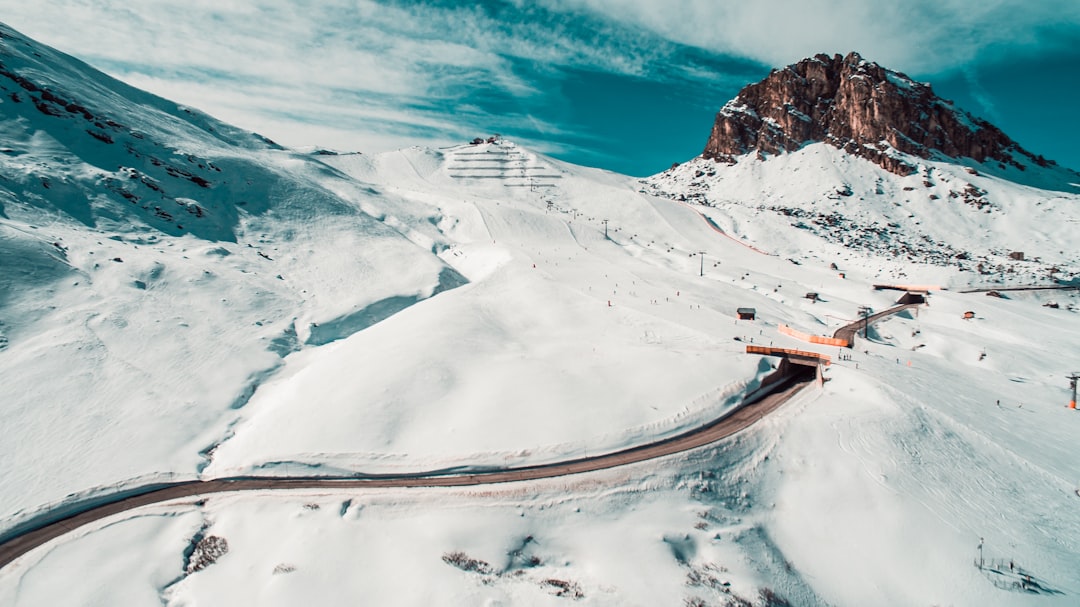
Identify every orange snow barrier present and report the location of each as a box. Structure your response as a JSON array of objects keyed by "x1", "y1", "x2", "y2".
[
  {"x1": 746, "y1": 345, "x2": 831, "y2": 366},
  {"x1": 778, "y1": 324, "x2": 850, "y2": 348}
]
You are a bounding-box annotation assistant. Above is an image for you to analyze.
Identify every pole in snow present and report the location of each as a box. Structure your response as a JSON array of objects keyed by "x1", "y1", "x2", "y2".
[
  {"x1": 602, "y1": 219, "x2": 609, "y2": 239},
  {"x1": 858, "y1": 305, "x2": 872, "y2": 339},
  {"x1": 1068, "y1": 373, "x2": 1079, "y2": 409},
  {"x1": 698, "y1": 251, "x2": 706, "y2": 276}
]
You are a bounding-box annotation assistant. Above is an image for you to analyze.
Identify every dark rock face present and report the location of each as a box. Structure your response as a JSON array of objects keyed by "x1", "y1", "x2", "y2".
[{"x1": 703, "y1": 52, "x2": 1056, "y2": 175}]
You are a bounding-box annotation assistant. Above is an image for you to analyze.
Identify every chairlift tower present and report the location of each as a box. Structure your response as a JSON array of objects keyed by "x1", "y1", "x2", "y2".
[
  {"x1": 698, "y1": 251, "x2": 706, "y2": 277},
  {"x1": 857, "y1": 305, "x2": 872, "y2": 339},
  {"x1": 1069, "y1": 373, "x2": 1079, "y2": 409}
]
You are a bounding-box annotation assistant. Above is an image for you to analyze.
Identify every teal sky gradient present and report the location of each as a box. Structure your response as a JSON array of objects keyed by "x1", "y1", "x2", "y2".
[{"x1": 2, "y1": 1, "x2": 1077, "y2": 176}]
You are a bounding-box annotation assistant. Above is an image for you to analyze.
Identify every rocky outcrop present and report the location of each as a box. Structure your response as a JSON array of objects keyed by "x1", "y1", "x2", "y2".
[{"x1": 703, "y1": 52, "x2": 1057, "y2": 175}]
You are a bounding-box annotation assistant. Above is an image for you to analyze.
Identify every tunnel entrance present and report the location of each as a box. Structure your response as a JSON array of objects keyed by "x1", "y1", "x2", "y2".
[
  {"x1": 782, "y1": 358, "x2": 822, "y2": 384},
  {"x1": 896, "y1": 291, "x2": 927, "y2": 305}
]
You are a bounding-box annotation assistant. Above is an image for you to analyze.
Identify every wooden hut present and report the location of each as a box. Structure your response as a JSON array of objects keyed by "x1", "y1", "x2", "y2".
[{"x1": 736, "y1": 307, "x2": 757, "y2": 321}]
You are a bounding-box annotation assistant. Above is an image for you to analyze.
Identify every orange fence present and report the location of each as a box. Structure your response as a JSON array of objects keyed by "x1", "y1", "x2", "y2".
[
  {"x1": 746, "y1": 345, "x2": 831, "y2": 366},
  {"x1": 778, "y1": 324, "x2": 850, "y2": 348}
]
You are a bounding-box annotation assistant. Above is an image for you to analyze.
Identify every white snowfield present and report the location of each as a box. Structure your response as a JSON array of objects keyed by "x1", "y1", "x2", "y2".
[
  {"x1": 2, "y1": 21, "x2": 1080, "y2": 606},
  {"x1": 648, "y1": 143, "x2": 1080, "y2": 287}
]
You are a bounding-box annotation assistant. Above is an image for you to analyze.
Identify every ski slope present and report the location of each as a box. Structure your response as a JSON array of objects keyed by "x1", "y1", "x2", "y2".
[{"x1": 2, "y1": 20, "x2": 1080, "y2": 606}]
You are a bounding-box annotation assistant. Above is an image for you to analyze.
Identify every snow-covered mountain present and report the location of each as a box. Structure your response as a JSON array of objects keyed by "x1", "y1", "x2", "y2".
[
  {"x1": 0, "y1": 21, "x2": 463, "y2": 521},
  {"x1": 2, "y1": 27, "x2": 1079, "y2": 607},
  {"x1": 647, "y1": 52, "x2": 1080, "y2": 287},
  {"x1": 698, "y1": 52, "x2": 1080, "y2": 188}
]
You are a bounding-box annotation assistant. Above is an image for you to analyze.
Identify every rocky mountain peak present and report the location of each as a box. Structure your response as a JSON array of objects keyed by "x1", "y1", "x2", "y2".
[{"x1": 703, "y1": 52, "x2": 1058, "y2": 176}]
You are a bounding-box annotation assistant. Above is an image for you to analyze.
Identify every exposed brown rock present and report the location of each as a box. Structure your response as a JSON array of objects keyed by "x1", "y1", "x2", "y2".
[{"x1": 703, "y1": 52, "x2": 1056, "y2": 175}]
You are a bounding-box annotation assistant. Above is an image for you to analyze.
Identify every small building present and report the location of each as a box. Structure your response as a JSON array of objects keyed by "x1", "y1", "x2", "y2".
[
  {"x1": 1008, "y1": 251, "x2": 1025, "y2": 261},
  {"x1": 736, "y1": 307, "x2": 757, "y2": 321},
  {"x1": 962, "y1": 310, "x2": 975, "y2": 319},
  {"x1": 805, "y1": 292, "x2": 819, "y2": 302}
]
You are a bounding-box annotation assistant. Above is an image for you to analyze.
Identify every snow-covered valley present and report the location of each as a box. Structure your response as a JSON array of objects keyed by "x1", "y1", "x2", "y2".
[{"x1": 1, "y1": 21, "x2": 1079, "y2": 607}]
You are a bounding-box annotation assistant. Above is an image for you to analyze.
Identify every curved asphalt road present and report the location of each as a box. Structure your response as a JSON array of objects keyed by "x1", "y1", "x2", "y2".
[
  {"x1": 959, "y1": 284, "x2": 1079, "y2": 294},
  {"x1": 0, "y1": 367, "x2": 815, "y2": 570},
  {"x1": 833, "y1": 302, "x2": 921, "y2": 345}
]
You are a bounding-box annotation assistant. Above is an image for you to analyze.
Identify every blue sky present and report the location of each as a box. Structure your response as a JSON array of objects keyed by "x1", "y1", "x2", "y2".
[{"x1": 4, "y1": 0, "x2": 1079, "y2": 176}]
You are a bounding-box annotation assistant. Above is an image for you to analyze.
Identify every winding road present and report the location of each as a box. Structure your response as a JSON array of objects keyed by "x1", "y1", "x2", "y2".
[
  {"x1": 0, "y1": 262, "x2": 933, "y2": 572},
  {"x1": 0, "y1": 363, "x2": 817, "y2": 570},
  {"x1": 833, "y1": 302, "x2": 922, "y2": 345}
]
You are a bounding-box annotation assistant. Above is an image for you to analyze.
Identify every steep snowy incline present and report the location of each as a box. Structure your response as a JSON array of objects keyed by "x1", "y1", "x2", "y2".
[
  {"x1": 0, "y1": 22, "x2": 463, "y2": 527},
  {"x1": 0, "y1": 21, "x2": 278, "y2": 242},
  {"x1": 205, "y1": 142, "x2": 814, "y2": 475},
  {"x1": 647, "y1": 143, "x2": 1080, "y2": 287}
]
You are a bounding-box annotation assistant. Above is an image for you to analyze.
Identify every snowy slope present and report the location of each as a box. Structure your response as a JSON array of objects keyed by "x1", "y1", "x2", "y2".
[
  {"x1": 183, "y1": 141, "x2": 1080, "y2": 605},
  {"x1": 646, "y1": 144, "x2": 1080, "y2": 287},
  {"x1": 204, "y1": 142, "x2": 811, "y2": 475},
  {"x1": 2, "y1": 22, "x2": 1080, "y2": 607},
  {"x1": 0, "y1": 22, "x2": 462, "y2": 526}
]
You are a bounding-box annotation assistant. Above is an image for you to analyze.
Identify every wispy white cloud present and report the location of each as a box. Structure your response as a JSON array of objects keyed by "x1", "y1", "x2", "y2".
[
  {"x1": 2, "y1": 0, "x2": 1075, "y2": 165},
  {"x1": 0, "y1": 1, "x2": 694, "y2": 152},
  {"x1": 959, "y1": 68, "x2": 1002, "y2": 126},
  {"x1": 540, "y1": 0, "x2": 1080, "y2": 75}
]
